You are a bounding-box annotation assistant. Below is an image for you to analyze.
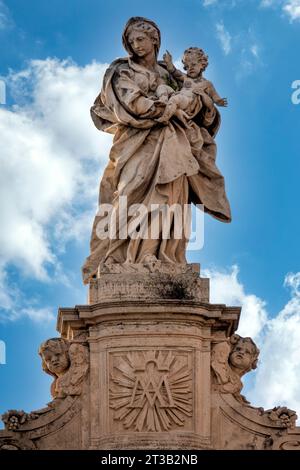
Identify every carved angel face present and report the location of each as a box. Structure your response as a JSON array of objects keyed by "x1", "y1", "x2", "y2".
[
  {"x1": 42, "y1": 348, "x2": 70, "y2": 376},
  {"x1": 127, "y1": 30, "x2": 155, "y2": 58},
  {"x1": 229, "y1": 341, "x2": 256, "y2": 372}
]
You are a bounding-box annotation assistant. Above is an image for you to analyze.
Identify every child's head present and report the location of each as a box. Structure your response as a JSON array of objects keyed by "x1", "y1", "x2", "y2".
[
  {"x1": 39, "y1": 338, "x2": 70, "y2": 377},
  {"x1": 182, "y1": 47, "x2": 209, "y2": 78},
  {"x1": 229, "y1": 334, "x2": 259, "y2": 375}
]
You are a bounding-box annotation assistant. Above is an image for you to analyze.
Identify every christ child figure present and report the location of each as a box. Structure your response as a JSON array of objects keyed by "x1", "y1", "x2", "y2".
[{"x1": 156, "y1": 47, "x2": 228, "y2": 124}]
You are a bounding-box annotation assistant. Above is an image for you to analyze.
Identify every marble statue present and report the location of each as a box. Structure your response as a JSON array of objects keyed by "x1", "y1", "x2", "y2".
[
  {"x1": 82, "y1": 16, "x2": 231, "y2": 283},
  {"x1": 2, "y1": 17, "x2": 299, "y2": 452}
]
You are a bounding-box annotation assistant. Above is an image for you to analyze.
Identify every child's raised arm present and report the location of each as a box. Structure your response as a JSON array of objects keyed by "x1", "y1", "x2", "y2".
[{"x1": 163, "y1": 50, "x2": 185, "y2": 83}]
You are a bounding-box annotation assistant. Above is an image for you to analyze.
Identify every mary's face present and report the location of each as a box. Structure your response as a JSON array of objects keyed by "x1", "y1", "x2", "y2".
[{"x1": 127, "y1": 30, "x2": 155, "y2": 58}]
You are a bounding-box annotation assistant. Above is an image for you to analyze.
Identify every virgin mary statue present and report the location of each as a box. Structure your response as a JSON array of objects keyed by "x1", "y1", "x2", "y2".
[{"x1": 82, "y1": 17, "x2": 231, "y2": 283}]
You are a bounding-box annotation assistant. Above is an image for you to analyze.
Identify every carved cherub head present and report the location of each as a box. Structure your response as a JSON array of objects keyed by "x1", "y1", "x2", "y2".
[
  {"x1": 122, "y1": 17, "x2": 161, "y2": 59},
  {"x1": 229, "y1": 334, "x2": 260, "y2": 376},
  {"x1": 182, "y1": 47, "x2": 209, "y2": 78},
  {"x1": 39, "y1": 339, "x2": 89, "y2": 399},
  {"x1": 39, "y1": 338, "x2": 70, "y2": 378}
]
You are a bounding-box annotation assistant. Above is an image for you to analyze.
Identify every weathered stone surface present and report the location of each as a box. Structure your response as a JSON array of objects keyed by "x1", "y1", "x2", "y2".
[
  {"x1": 211, "y1": 334, "x2": 259, "y2": 402},
  {"x1": 88, "y1": 262, "x2": 209, "y2": 304},
  {"x1": 1, "y1": 267, "x2": 299, "y2": 450},
  {"x1": 82, "y1": 16, "x2": 231, "y2": 284},
  {"x1": 39, "y1": 338, "x2": 89, "y2": 399},
  {"x1": 1, "y1": 16, "x2": 299, "y2": 451}
]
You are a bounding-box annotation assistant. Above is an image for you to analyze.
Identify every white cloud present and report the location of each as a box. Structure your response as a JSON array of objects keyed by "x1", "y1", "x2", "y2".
[
  {"x1": 203, "y1": 0, "x2": 218, "y2": 6},
  {"x1": 0, "y1": 58, "x2": 112, "y2": 321},
  {"x1": 0, "y1": 262, "x2": 55, "y2": 323},
  {"x1": 0, "y1": 58, "x2": 111, "y2": 279},
  {"x1": 235, "y1": 34, "x2": 262, "y2": 80},
  {"x1": 203, "y1": 0, "x2": 300, "y2": 19},
  {"x1": 283, "y1": 0, "x2": 300, "y2": 20},
  {"x1": 250, "y1": 44, "x2": 260, "y2": 58},
  {"x1": 0, "y1": 1, "x2": 12, "y2": 30},
  {"x1": 0, "y1": 264, "x2": 14, "y2": 311},
  {"x1": 234, "y1": 43, "x2": 261, "y2": 80},
  {"x1": 203, "y1": 0, "x2": 244, "y2": 8},
  {"x1": 261, "y1": 0, "x2": 300, "y2": 21},
  {"x1": 205, "y1": 265, "x2": 300, "y2": 418},
  {"x1": 214, "y1": 20, "x2": 262, "y2": 79},
  {"x1": 204, "y1": 0, "x2": 300, "y2": 22},
  {"x1": 22, "y1": 307, "x2": 55, "y2": 323},
  {"x1": 203, "y1": 265, "x2": 268, "y2": 340},
  {"x1": 250, "y1": 272, "x2": 300, "y2": 412},
  {"x1": 260, "y1": 0, "x2": 277, "y2": 6},
  {"x1": 173, "y1": 58, "x2": 185, "y2": 72},
  {"x1": 216, "y1": 22, "x2": 232, "y2": 55}
]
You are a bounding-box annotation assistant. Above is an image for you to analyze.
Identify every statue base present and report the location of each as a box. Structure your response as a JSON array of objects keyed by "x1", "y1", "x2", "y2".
[{"x1": 1, "y1": 263, "x2": 300, "y2": 450}]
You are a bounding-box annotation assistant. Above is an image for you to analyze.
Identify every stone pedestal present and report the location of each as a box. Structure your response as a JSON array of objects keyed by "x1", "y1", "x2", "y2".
[{"x1": 1, "y1": 264, "x2": 300, "y2": 450}]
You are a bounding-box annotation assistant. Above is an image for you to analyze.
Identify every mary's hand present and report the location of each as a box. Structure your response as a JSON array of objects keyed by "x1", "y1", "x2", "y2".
[
  {"x1": 174, "y1": 109, "x2": 190, "y2": 127},
  {"x1": 146, "y1": 100, "x2": 166, "y2": 118}
]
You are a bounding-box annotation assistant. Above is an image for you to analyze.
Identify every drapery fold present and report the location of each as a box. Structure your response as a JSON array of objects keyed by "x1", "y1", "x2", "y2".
[{"x1": 82, "y1": 58, "x2": 231, "y2": 283}]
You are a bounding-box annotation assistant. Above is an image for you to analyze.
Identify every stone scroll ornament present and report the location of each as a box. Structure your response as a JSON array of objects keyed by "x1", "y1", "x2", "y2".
[
  {"x1": 1, "y1": 338, "x2": 89, "y2": 432},
  {"x1": 211, "y1": 334, "x2": 297, "y2": 430}
]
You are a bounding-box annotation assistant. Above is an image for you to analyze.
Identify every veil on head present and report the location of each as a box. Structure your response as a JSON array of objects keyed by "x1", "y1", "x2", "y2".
[{"x1": 122, "y1": 16, "x2": 161, "y2": 58}]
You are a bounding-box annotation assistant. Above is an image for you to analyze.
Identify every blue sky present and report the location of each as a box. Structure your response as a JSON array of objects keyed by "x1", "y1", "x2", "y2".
[{"x1": 0, "y1": 0, "x2": 300, "y2": 423}]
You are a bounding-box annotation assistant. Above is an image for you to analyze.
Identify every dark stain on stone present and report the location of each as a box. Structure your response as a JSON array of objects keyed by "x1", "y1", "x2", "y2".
[{"x1": 152, "y1": 276, "x2": 194, "y2": 300}]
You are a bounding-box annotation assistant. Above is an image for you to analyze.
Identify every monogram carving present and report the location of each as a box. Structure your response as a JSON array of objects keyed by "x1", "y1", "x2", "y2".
[{"x1": 109, "y1": 350, "x2": 192, "y2": 432}]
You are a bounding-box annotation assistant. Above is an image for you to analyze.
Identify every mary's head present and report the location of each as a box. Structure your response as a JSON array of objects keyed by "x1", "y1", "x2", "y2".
[{"x1": 122, "y1": 17, "x2": 161, "y2": 60}]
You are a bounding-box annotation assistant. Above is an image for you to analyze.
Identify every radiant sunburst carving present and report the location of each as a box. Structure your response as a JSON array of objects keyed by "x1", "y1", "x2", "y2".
[{"x1": 109, "y1": 350, "x2": 192, "y2": 432}]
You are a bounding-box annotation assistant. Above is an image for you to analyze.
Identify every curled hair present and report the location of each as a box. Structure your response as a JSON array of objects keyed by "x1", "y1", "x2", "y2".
[
  {"x1": 230, "y1": 334, "x2": 260, "y2": 370},
  {"x1": 182, "y1": 47, "x2": 209, "y2": 72},
  {"x1": 122, "y1": 16, "x2": 161, "y2": 58}
]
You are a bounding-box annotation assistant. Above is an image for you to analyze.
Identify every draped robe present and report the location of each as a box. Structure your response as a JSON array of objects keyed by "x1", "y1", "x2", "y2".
[{"x1": 82, "y1": 58, "x2": 231, "y2": 283}]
